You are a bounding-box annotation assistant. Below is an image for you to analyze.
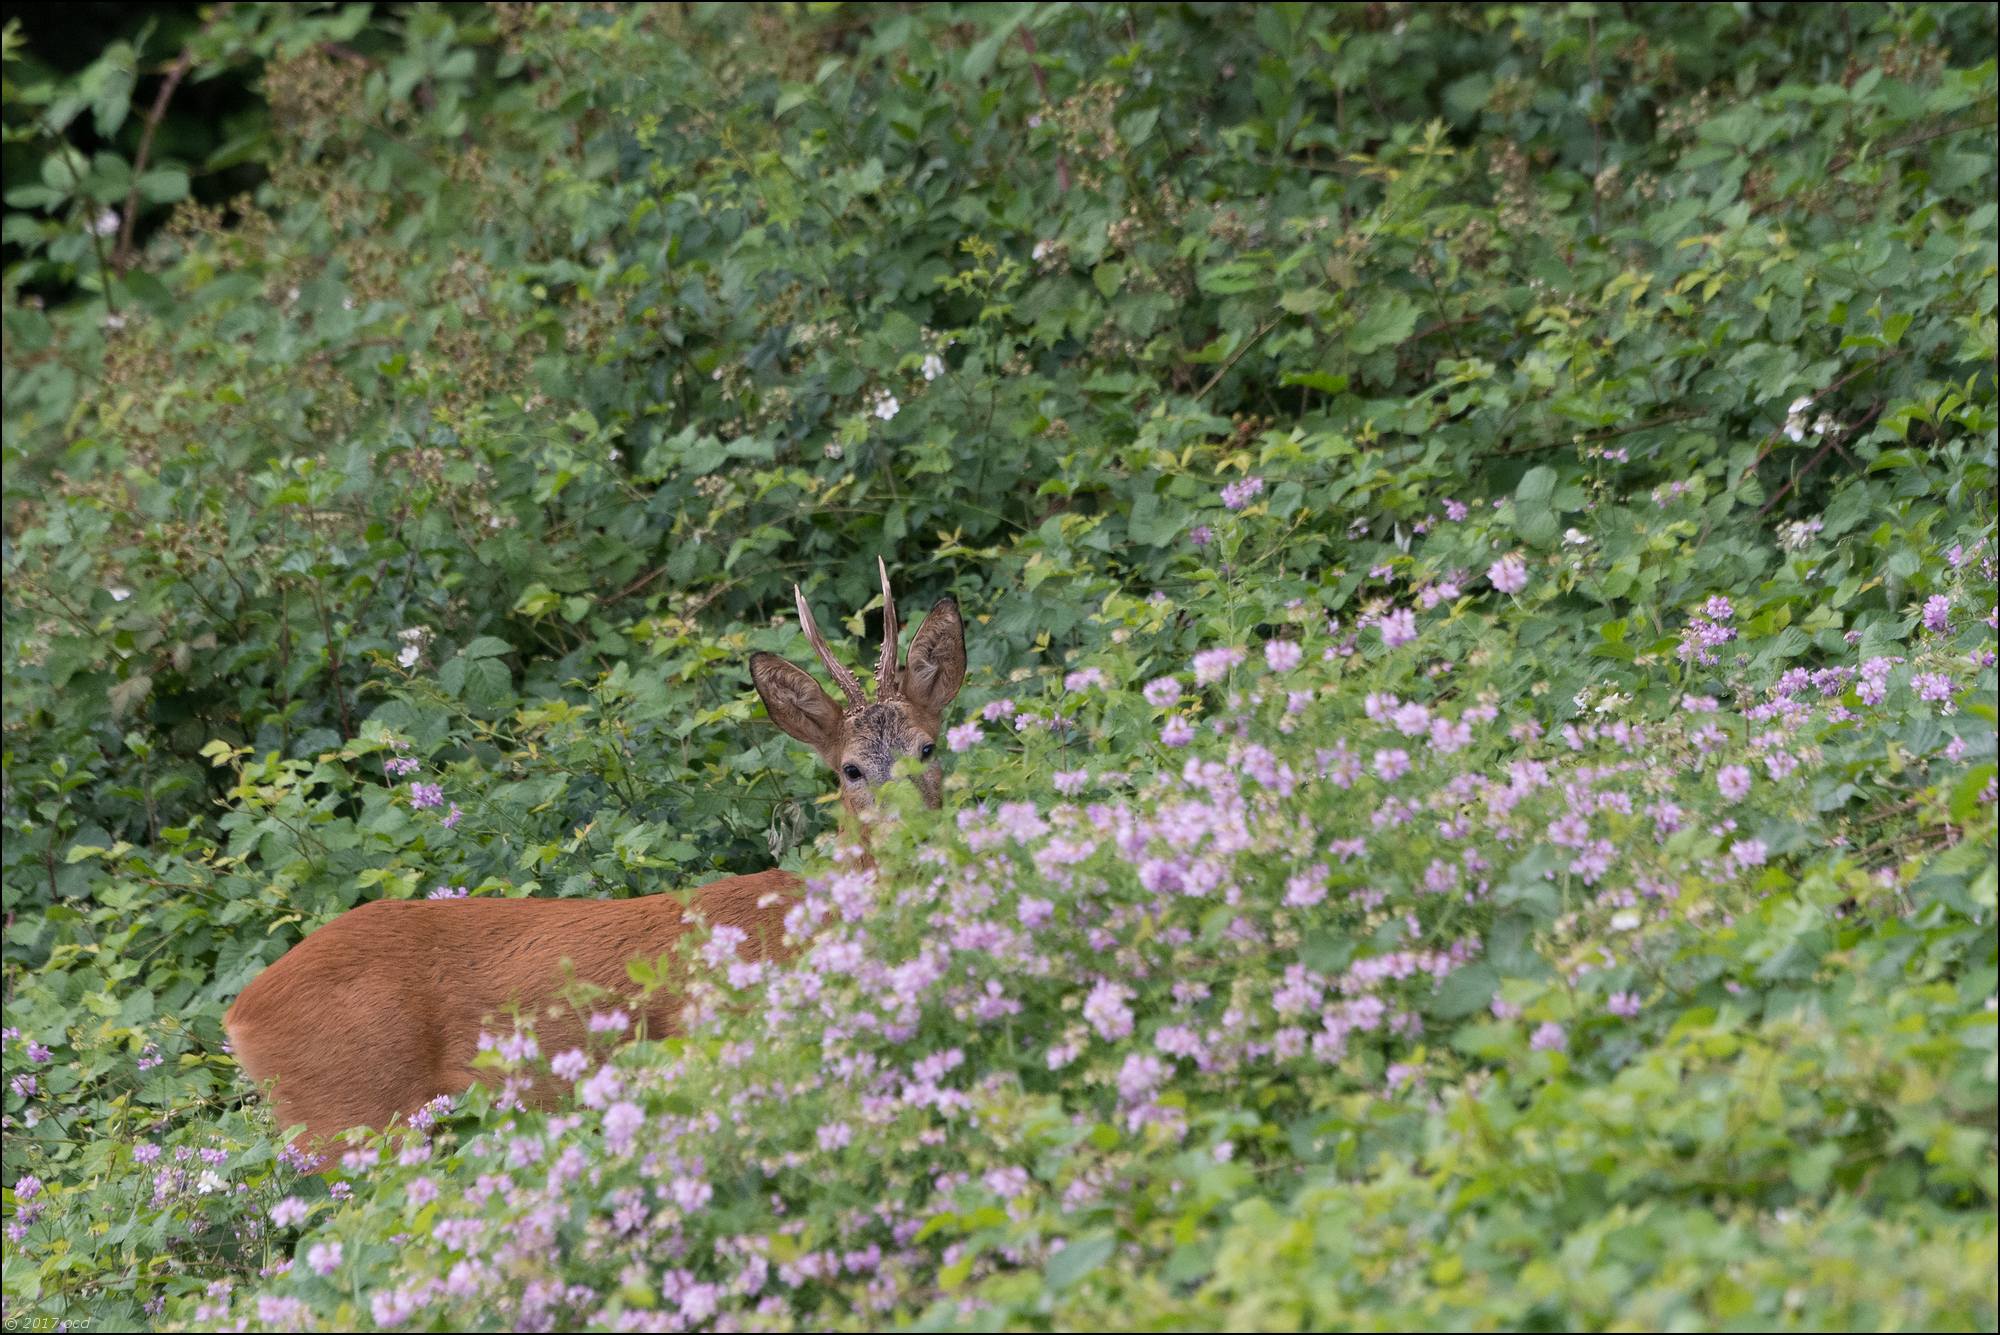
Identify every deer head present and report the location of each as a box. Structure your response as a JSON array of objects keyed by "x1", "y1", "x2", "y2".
[{"x1": 750, "y1": 559, "x2": 966, "y2": 822}]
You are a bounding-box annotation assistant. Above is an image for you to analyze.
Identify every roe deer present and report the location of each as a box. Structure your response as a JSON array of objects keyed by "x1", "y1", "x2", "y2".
[{"x1": 224, "y1": 561, "x2": 965, "y2": 1156}]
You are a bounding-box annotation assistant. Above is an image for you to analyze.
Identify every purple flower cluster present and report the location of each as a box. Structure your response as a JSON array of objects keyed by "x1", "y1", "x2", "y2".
[
  {"x1": 170, "y1": 555, "x2": 1996, "y2": 1335},
  {"x1": 1219, "y1": 476, "x2": 1264, "y2": 510}
]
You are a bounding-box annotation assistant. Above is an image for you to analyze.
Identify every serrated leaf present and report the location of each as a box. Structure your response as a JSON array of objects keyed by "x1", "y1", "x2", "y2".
[
  {"x1": 1279, "y1": 287, "x2": 1332, "y2": 316},
  {"x1": 1516, "y1": 465, "x2": 1558, "y2": 502},
  {"x1": 1345, "y1": 296, "x2": 1419, "y2": 354}
]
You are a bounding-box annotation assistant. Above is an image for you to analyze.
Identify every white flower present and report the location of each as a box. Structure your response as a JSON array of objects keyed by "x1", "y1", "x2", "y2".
[
  {"x1": 823, "y1": 442, "x2": 844, "y2": 461},
  {"x1": 396, "y1": 627, "x2": 430, "y2": 669},
  {"x1": 103, "y1": 311, "x2": 128, "y2": 332},
  {"x1": 871, "y1": 390, "x2": 900, "y2": 421},
  {"x1": 1032, "y1": 239, "x2": 1054, "y2": 261},
  {"x1": 1562, "y1": 528, "x2": 1591, "y2": 546},
  {"x1": 1027, "y1": 114, "x2": 1043, "y2": 129},
  {"x1": 921, "y1": 353, "x2": 945, "y2": 381},
  {"x1": 196, "y1": 1170, "x2": 226, "y2": 1194},
  {"x1": 1610, "y1": 909, "x2": 1642, "y2": 932},
  {"x1": 108, "y1": 586, "x2": 132, "y2": 602},
  {"x1": 91, "y1": 208, "x2": 120, "y2": 237},
  {"x1": 1781, "y1": 395, "x2": 1821, "y2": 443},
  {"x1": 341, "y1": 296, "x2": 355, "y2": 311},
  {"x1": 1779, "y1": 518, "x2": 1825, "y2": 552}
]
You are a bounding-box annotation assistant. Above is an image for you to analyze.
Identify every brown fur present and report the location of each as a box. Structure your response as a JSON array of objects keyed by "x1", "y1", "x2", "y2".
[
  {"x1": 225, "y1": 869, "x2": 800, "y2": 1154},
  {"x1": 225, "y1": 572, "x2": 965, "y2": 1161}
]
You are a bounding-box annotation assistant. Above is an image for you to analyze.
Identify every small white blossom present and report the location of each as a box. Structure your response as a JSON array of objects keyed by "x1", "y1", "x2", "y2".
[
  {"x1": 1032, "y1": 239, "x2": 1054, "y2": 261},
  {"x1": 871, "y1": 390, "x2": 900, "y2": 421},
  {"x1": 1779, "y1": 518, "x2": 1825, "y2": 552},
  {"x1": 1781, "y1": 395, "x2": 1821, "y2": 443},
  {"x1": 921, "y1": 353, "x2": 945, "y2": 381},
  {"x1": 396, "y1": 627, "x2": 431, "y2": 669},
  {"x1": 91, "y1": 208, "x2": 120, "y2": 237},
  {"x1": 108, "y1": 587, "x2": 132, "y2": 602}
]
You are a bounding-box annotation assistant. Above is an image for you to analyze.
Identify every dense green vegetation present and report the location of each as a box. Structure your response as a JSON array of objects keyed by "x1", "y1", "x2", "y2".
[{"x1": 3, "y1": 3, "x2": 1996, "y2": 1329}]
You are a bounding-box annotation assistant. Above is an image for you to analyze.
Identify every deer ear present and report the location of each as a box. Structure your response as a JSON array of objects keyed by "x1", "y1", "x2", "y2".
[
  {"x1": 750, "y1": 653, "x2": 844, "y2": 757},
  {"x1": 902, "y1": 596, "x2": 966, "y2": 722}
]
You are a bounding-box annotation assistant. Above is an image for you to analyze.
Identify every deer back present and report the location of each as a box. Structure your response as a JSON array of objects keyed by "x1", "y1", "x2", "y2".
[{"x1": 224, "y1": 869, "x2": 800, "y2": 1156}]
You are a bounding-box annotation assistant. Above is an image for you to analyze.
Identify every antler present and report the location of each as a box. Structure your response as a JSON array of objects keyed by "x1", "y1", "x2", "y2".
[
  {"x1": 793, "y1": 584, "x2": 867, "y2": 708},
  {"x1": 875, "y1": 556, "x2": 900, "y2": 699}
]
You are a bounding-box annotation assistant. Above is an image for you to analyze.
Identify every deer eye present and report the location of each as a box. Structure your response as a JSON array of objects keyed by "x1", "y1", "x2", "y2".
[
  {"x1": 920, "y1": 743, "x2": 935, "y2": 760},
  {"x1": 842, "y1": 763, "x2": 864, "y2": 783}
]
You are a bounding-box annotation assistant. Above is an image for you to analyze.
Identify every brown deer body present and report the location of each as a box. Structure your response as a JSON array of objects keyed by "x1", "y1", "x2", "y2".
[{"x1": 225, "y1": 563, "x2": 965, "y2": 1156}]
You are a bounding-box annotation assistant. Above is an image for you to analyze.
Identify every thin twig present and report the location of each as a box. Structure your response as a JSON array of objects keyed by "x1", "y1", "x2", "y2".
[
  {"x1": 1758, "y1": 401, "x2": 1884, "y2": 517},
  {"x1": 1739, "y1": 349, "x2": 1901, "y2": 478},
  {"x1": 1826, "y1": 114, "x2": 1999, "y2": 176},
  {"x1": 43, "y1": 135, "x2": 119, "y2": 318},
  {"x1": 1193, "y1": 315, "x2": 1282, "y2": 403},
  {"x1": 1751, "y1": 115, "x2": 2000, "y2": 218},
  {"x1": 1486, "y1": 409, "x2": 1706, "y2": 458},
  {"x1": 115, "y1": 48, "x2": 195, "y2": 270}
]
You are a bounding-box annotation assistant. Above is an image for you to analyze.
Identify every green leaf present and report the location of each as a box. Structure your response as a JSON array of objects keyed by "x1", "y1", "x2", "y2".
[
  {"x1": 1513, "y1": 502, "x2": 1559, "y2": 548},
  {"x1": 1118, "y1": 106, "x2": 1159, "y2": 147},
  {"x1": 961, "y1": 7, "x2": 1028, "y2": 81},
  {"x1": 1127, "y1": 492, "x2": 1183, "y2": 547},
  {"x1": 1432, "y1": 963, "x2": 1501, "y2": 1019},
  {"x1": 135, "y1": 167, "x2": 190, "y2": 205},
  {"x1": 1950, "y1": 764, "x2": 1996, "y2": 825},
  {"x1": 1279, "y1": 370, "x2": 1348, "y2": 394},
  {"x1": 1044, "y1": 1232, "x2": 1116, "y2": 1290},
  {"x1": 1279, "y1": 287, "x2": 1332, "y2": 316},
  {"x1": 1515, "y1": 466, "x2": 1558, "y2": 503},
  {"x1": 1345, "y1": 296, "x2": 1419, "y2": 355}
]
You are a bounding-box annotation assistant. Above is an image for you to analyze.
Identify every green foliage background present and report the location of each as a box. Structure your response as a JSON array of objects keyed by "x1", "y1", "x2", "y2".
[{"x1": 2, "y1": 3, "x2": 1996, "y2": 1329}]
